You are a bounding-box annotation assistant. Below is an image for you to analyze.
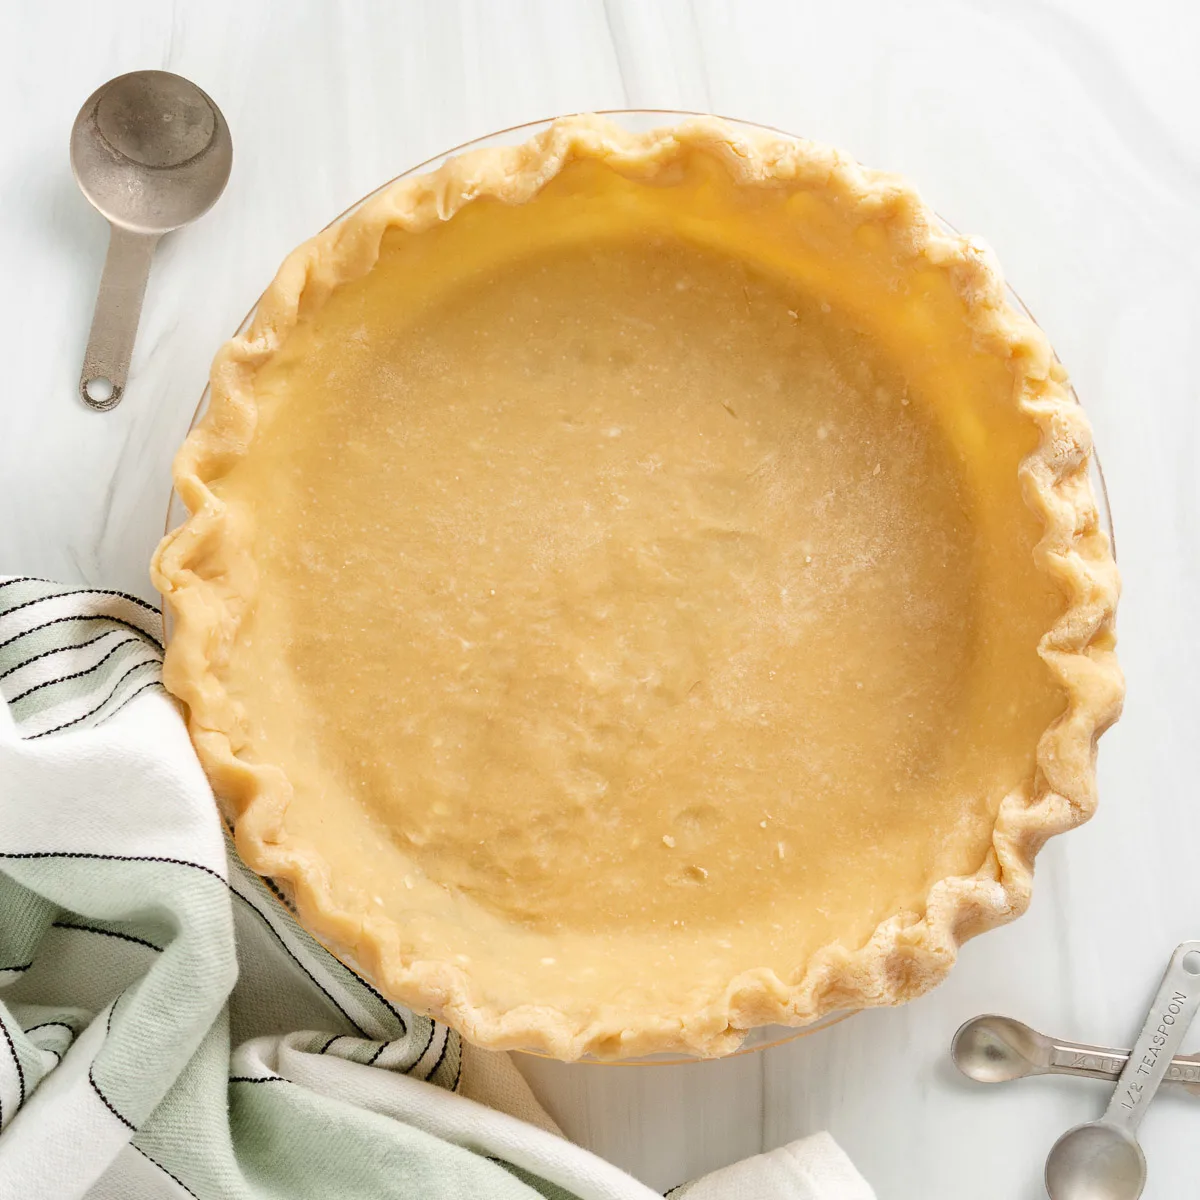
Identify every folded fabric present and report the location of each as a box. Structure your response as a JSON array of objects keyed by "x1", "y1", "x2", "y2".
[
  {"x1": 668, "y1": 1136, "x2": 875, "y2": 1200},
  {"x1": 0, "y1": 577, "x2": 875, "y2": 1199}
]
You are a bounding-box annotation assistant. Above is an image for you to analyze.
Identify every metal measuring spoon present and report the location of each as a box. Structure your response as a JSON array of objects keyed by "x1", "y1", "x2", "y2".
[
  {"x1": 952, "y1": 1014, "x2": 1200, "y2": 1094},
  {"x1": 70, "y1": 70, "x2": 232, "y2": 410},
  {"x1": 1044, "y1": 942, "x2": 1200, "y2": 1200}
]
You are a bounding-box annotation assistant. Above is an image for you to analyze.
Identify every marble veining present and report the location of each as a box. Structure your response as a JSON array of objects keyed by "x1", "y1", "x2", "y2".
[{"x1": 1, "y1": 1, "x2": 1197, "y2": 1194}]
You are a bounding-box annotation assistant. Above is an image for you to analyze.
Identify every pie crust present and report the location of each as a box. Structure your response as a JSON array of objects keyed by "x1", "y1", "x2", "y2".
[{"x1": 152, "y1": 116, "x2": 1123, "y2": 1059}]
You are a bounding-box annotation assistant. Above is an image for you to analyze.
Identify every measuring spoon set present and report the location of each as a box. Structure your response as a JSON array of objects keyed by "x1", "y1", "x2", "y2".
[{"x1": 954, "y1": 942, "x2": 1200, "y2": 1200}]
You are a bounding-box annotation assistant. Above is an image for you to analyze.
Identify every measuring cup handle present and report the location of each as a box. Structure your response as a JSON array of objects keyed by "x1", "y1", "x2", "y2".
[{"x1": 79, "y1": 224, "x2": 161, "y2": 411}]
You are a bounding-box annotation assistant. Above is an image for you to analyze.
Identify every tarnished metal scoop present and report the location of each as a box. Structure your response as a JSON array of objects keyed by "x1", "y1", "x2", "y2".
[{"x1": 70, "y1": 70, "x2": 232, "y2": 410}]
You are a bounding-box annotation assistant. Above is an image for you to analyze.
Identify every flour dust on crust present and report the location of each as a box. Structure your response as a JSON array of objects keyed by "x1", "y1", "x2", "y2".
[{"x1": 151, "y1": 115, "x2": 1123, "y2": 1060}]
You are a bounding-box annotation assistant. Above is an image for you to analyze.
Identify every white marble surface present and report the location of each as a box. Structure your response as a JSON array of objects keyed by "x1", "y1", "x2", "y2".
[{"x1": 2, "y1": 1, "x2": 1198, "y2": 1195}]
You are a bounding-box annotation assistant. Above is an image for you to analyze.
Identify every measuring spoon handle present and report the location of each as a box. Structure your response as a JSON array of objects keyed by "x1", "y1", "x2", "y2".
[
  {"x1": 79, "y1": 224, "x2": 160, "y2": 410},
  {"x1": 1045, "y1": 1039, "x2": 1200, "y2": 1091},
  {"x1": 1103, "y1": 941, "x2": 1200, "y2": 1132}
]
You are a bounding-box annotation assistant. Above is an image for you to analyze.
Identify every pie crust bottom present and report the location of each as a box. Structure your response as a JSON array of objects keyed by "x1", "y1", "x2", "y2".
[{"x1": 154, "y1": 117, "x2": 1123, "y2": 1058}]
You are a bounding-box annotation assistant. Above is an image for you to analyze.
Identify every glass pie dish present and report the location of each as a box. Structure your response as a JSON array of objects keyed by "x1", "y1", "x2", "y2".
[{"x1": 162, "y1": 110, "x2": 1115, "y2": 1064}]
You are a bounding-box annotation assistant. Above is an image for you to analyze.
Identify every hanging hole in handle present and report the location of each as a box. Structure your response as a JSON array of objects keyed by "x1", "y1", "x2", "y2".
[
  {"x1": 1183, "y1": 951, "x2": 1200, "y2": 976},
  {"x1": 82, "y1": 376, "x2": 121, "y2": 409}
]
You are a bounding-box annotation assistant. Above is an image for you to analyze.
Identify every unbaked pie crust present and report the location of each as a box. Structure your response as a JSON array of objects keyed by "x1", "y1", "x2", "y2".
[{"x1": 153, "y1": 116, "x2": 1123, "y2": 1059}]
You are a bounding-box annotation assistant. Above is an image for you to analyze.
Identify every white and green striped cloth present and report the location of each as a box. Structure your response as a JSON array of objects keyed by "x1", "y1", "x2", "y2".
[{"x1": 0, "y1": 577, "x2": 874, "y2": 1200}]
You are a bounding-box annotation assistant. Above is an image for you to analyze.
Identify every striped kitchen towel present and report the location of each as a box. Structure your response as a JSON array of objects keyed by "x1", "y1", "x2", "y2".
[
  {"x1": 0, "y1": 578, "x2": 164, "y2": 739},
  {"x1": 0, "y1": 577, "x2": 874, "y2": 1200}
]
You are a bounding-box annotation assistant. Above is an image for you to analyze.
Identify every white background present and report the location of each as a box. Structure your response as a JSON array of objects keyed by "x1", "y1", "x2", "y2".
[{"x1": 2, "y1": 2, "x2": 1198, "y2": 1196}]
